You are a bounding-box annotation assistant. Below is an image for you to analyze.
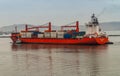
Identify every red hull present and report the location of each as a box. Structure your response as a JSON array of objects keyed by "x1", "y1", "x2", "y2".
[{"x1": 11, "y1": 35, "x2": 108, "y2": 45}]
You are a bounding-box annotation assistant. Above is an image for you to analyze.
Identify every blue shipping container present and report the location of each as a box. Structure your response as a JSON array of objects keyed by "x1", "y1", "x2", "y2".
[
  {"x1": 33, "y1": 31, "x2": 41, "y2": 35},
  {"x1": 64, "y1": 33, "x2": 72, "y2": 38}
]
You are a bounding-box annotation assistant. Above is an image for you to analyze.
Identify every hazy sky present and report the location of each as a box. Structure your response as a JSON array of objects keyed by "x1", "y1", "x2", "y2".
[{"x1": 0, "y1": 0, "x2": 120, "y2": 26}]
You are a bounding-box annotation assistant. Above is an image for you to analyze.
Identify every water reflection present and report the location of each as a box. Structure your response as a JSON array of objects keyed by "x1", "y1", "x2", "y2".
[
  {"x1": 11, "y1": 43, "x2": 108, "y2": 52},
  {"x1": 11, "y1": 44, "x2": 108, "y2": 76}
]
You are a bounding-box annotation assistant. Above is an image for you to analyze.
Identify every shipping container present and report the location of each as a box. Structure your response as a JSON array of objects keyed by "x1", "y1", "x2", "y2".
[
  {"x1": 78, "y1": 31, "x2": 86, "y2": 36},
  {"x1": 64, "y1": 33, "x2": 72, "y2": 38},
  {"x1": 44, "y1": 32, "x2": 51, "y2": 38},
  {"x1": 21, "y1": 32, "x2": 26, "y2": 38},
  {"x1": 76, "y1": 36, "x2": 83, "y2": 38},
  {"x1": 57, "y1": 32, "x2": 65, "y2": 38},
  {"x1": 57, "y1": 32, "x2": 65, "y2": 34},
  {"x1": 26, "y1": 32, "x2": 32, "y2": 38},
  {"x1": 33, "y1": 31, "x2": 40, "y2": 35},
  {"x1": 38, "y1": 34, "x2": 44, "y2": 38},
  {"x1": 51, "y1": 32, "x2": 57, "y2": 38},
  {"x1": 20, "y1": 32, "x2": 32, "y2": 38},
  {"x1": 57, "y1": 34, "x2": 64, "y2": 38},
  {"x1": 72, "y1": 35, "x2": 76, "y2": 38}
]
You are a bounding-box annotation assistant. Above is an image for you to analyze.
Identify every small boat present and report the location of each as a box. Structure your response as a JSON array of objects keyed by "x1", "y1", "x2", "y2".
[{"x1": 10, "y1": 14, "x2": 109, "y2": 45}]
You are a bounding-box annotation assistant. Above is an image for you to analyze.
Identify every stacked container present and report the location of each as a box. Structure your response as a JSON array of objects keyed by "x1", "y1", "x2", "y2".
[
  {"x1": 51, "y1": 32, "x2": 57, "y2": 38},
  {"x1": 64, "y1": 33, "x2": 72, "y2": 39},
  {"x1": 21, "y1": 32, "x2": 32, "y2": 38},
  {"x1": 76, "y1": 36, "x2": 83, "y2": 38},
  {"x1": 57, "y1": 32, "x2": 64, "y2": 38},
  {"x1": 20, "y1": 32, "x2": 26, "y2": 38},
  {"x1": 38, "y1": 33, "x2": 44, "y2": 38},
  {"x1": 26, "y1": 32, "x2": 32, "y2": 38},
  {"x1": 33, "y1": 31, "x2": 40, "y2": 35},
  {"x1": 44, "y1": 32, "x2": 51, "y2": 38},
  {"x1": 78, "y1": 31, "x2": 86, "y2": 36}
]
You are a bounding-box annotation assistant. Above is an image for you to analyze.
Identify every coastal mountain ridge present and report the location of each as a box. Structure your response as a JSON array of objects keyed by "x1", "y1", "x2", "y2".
[
  {"x1": 100, "y1": 22, "x2": 120, "y2": 31},
  {"x1": 0, "y1": 22, "x2": 120, "y2": 32}
]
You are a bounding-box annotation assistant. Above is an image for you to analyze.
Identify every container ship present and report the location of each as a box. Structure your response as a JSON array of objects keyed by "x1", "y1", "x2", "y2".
[{"x1": 11, "y1": 14, "x2": 109, "y2": 45}]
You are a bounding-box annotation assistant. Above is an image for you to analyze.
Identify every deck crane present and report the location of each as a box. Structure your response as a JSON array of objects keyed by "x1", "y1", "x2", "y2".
[
  {"x1": 25, "y1": 22, "x2": 51, "y2": 32},
  {"x1": 61, "y1": 21, "x2": 79, "y2": 32}
]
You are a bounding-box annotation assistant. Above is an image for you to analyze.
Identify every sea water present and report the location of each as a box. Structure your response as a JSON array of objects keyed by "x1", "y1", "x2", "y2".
[{"x1": 0, "y1": 31, "x2": 120, "y2": 76}]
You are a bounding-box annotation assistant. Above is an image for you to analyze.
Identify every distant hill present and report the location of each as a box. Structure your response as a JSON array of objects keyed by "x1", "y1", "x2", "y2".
[
  {"x1": 0, "y1": 24, "x2": 33, "y2": 32},
  {"x1": 100, "y1": 22, "x2": 120, "y2": 31},
  {"x1": 0, "y1": 22, "x2": 120, "y2": 32}
]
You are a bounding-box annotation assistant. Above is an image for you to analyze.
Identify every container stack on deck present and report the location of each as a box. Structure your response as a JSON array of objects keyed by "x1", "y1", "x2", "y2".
[
  {"x1": 20, "y1": 30, "x2": 86, "y2": 39},
  {"x1": 51, "y1": 31, "x2": 57, "y2": 38},
  {"x1": 38, "y1": 33, "x2": 44, "y2": 38},
  {"x1": 20, "y1": 31, "x2": 32, "y2": 38}
]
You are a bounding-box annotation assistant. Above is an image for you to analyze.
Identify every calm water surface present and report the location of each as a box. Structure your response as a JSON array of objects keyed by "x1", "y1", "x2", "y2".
[{"x1": 0, "y1": 36, "x2": 120, "y2": 76}]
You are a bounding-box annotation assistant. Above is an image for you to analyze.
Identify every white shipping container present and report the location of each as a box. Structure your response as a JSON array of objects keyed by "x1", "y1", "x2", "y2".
[
  {"x1": 38, "y1": 34, "x2": 44, "y2": 38},
  {"x1": 20, "y1": 32, "x2": 32, "y2": 38},
  {"x1": 51, "y1": 32, "x2": 57, "y2": 38},
  {"x1": 57, "y1": 32, "x2": 65, "y2": 34},
  {"x1": 26, "y1": 32, "x2": 32, "y2": 38},
  {"x1": 21, "y1": 35, "x2": 26, "y2": 38},
  {"x1": 76, "y1": 36, "x2": 83, "y2": 38},
  {"x1": 57, "y1": 35, "x2": 64, "y2": 38},
  {"x1": 26, "y1": 34, "x2": 32, "y2": 38},
  {"x1": 57, "y1": 32, "x2": 65, "y2": 38},
  {"x1": 21, "y1": 32, "x2": 27, "y2": 38},
  {"x1": 44, "y1": 32, "x2": 51, "y2": 38}
]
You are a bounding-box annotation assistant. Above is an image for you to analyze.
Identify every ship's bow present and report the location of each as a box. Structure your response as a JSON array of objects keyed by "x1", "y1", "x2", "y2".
[
  {"x1": 95, "y1": 37, "x2": 109, "y2": 45},
  {"x1": 11, "y1": 33, "x2": 20, "y2": 43}
]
